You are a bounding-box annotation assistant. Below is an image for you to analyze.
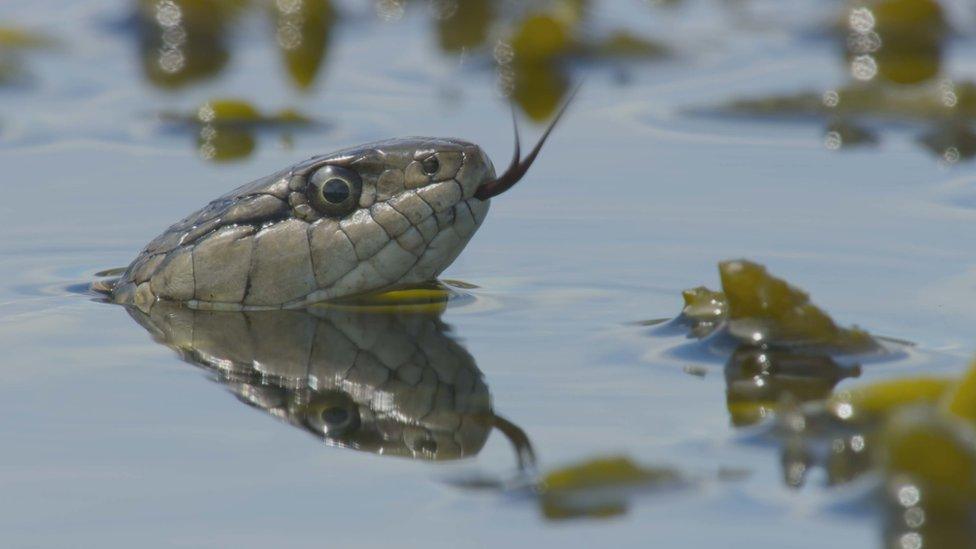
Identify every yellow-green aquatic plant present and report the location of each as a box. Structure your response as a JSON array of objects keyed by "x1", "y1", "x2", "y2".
[
  {"x1": 269, "y1": 0, "x2": 336, "y2": 90},
  {"x1": 677, "y1": 260, "x2": 879, "y2": 352},
  {"x1": 435, "y1": 0, "x2": 494, "y2": 53},
  {"x1": 844, "y1": 0, "x2": 947, "y2": 85},
  {"x1": 828, "y1": 376, "x2": 954, "y2": 421},
  {"x1": 719, "y1": 260, "x2": 878, "y2": 352},
  {"x1": 539, "y1": 456, "x2": 682, "y2": 520},
  {"x1": 0, "y1": 27, "x2": 56, "y2": 49},
  {"x1": 136, "y1": 0, "x2": 246, "y2": 89},
  {"x1": 160, "y1": 99, "x2": 315, "y2": 162}
]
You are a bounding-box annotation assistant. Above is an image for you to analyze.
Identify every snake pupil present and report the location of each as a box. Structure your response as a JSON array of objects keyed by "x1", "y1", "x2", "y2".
[
  {"x1": 321, "y1": 406, "x2": 350, "y2": 426},
  {"x1": 322, "y1": 178, "x2": 350, "y2": 204},
  {"x1": 421, "y1": 156, "x2": 439, "y2": 175}
]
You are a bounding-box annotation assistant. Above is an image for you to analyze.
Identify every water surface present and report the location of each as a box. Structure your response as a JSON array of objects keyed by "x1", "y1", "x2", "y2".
[{"x1": 2, "y1": 1, "x2": 976, "y2": 546}]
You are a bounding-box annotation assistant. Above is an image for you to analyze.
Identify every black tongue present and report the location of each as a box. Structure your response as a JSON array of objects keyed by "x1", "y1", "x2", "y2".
[{"x1": 474, "y1": 84, "x2": 580, "y2": 200}]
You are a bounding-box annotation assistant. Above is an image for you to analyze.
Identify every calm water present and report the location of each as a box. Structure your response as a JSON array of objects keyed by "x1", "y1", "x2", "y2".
[{"x1": 2, "y1": 1, "x2": 976, "y2": 547}]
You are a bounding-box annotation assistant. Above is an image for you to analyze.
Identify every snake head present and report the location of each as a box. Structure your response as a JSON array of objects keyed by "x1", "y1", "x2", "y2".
[
  {"x1": 110, "y1": 92, "x2": 575, "y2": 310},
  {"x1": 112, "y1": 138, "x2": 498, "y2": 310}
]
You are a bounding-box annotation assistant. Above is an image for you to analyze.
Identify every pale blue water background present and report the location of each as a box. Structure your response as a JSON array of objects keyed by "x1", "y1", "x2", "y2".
[{"x1": 2, "y1": 1, "x2": 976, "y2": 547}]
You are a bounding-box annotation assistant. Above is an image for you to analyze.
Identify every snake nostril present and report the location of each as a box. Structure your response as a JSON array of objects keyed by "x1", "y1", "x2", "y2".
[{"x1": 421, "y1": 156, "x2": 440, "y2": 176}]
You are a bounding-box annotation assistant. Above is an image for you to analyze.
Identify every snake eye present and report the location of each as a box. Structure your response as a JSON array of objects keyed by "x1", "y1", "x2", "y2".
[
  {"x1": 421, "y1": 155, "x2": 439, "y2": 176},
  {"x1": 321, "y1": 179, "x2": 350, "y2": 203},
  {"x1": 314, "y1": 403, "x2": 360, "y2": 436},
  {"x1": 307, "y1": 165, "x2": 363, "y2": 217},
  {"x1": 304, "y1": 391, "x2": 361, "y2": 437},
  {"x1": 321, "y1": 406, "x2": 352, "y2": 429}
]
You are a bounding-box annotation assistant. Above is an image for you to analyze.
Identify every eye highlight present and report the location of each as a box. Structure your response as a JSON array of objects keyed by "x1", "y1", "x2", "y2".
[{"x1": 306, "y1": 165, "x2": 363, "y2": 216}]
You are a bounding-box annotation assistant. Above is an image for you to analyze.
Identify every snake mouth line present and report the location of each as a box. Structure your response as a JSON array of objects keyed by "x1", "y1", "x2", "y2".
[{"x1": 474, "y1": 87, "x2": 579, "y2": 200}]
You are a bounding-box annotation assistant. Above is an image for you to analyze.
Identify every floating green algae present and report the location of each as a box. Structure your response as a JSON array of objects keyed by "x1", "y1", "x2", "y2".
[
  {"x1": 542, "y1": 456, "x2": 678, "y2": 491},
  {"x1": 883, "y1": 406, "x2": 976, "y2": 501},
  {"x1": 841, "y1": 0, "x2": 947, "y2": 86},
  {"x1": 718, "y1": 259, "x2": 879, "y2": 352},
  {"x1": 824, "y1": 119, "x2": 879, "y2": 149},
  {"x1": 944, "y1": 360, "x2": 976, "y2": 422},
  {"x1": 719, "y1": 82, "x2": 976, "y2": 122},
  {"x1": 711, "y1": 0, "x2": 960, "y2": 127},
  {"x1": 510, "y1": 14, "x2": 571, "y2": 65},
  {"x1": 775, "y1": 357, "x2": 976, "y2": 541},
  {"x1": 499, "y1": 11, "x2": 667, "y2": 121},
  {"x1": 508, "y1": 63, "x2": 571, "y2": 123},
  {"x1": 665, "y1": 261, "x2": 882, "y2": 425},
  {"x1": 0, "y1": 26, "x2": 57, "y2": 87},
  {"x1": 539, "y1": 456, "x2": 683, "y2": 520},
  {"x1": 269, "y1": 0, "x2": 336, "y2": 91},
  {"x1": 675, "y1": 260, "x2": 879, "y2": 352},
  {"x1": 160, "y1": 99, "x2": 316, "y2": 162},
  {"x1": 185, "y1": 98, "x2": 315, "y2": 126},
  {"x1": 435, "y1": 0, "x2": 494, "y2": 53},
  {"x1": 136, "y1": 0, "x2": 247, "y2": 89},
  {"x1": 853, "y1": 361, "x2": 976, "y2": 544},
  {"x1": 0, "y1": 27, "x2": 56, "y2": 50},
  {"x1": 679, "y1": 286, "x2": 727, "y2": 338},
  {"x1": 581, "y1": 30, "x2": 668, "y2": 60},
  {"x1": 509, "y1": 14, "x2": 667, "y2": 64},
  {"x1": 681, "y1": 286, "x2": 728, "y2": 324},
  {"x1": 918, "y1": 122, "x2": 976, "y2": 162},
  {"x1": 828, "y1": 376, "x2": 954, "y2": 421}
]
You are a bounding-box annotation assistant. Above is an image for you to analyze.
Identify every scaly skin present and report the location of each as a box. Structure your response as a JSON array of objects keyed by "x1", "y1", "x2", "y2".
[
  {"x1": 111, "y1": 138, "x2": 494, "y2": 311},
  {"x1": 127, "y1": 301, "x2": 494, "y2": 460}
]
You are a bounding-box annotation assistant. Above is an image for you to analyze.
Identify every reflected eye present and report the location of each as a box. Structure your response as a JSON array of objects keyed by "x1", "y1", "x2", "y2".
[
  {"x1": 421, "y1": 155, "x2": 439, "y2": 175},
  {"x1": 304, "y1": 391, "x2": 361, "y2": 437},
  {"x1": 321, "y1": 406, "x2": 351, "y2": 428},
  {"x1": 307, "y1": 165, "x2": 363, "y2": 216},
  {"x1": 314, "y1": 403, "x2": 358, "y2": 435}
]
